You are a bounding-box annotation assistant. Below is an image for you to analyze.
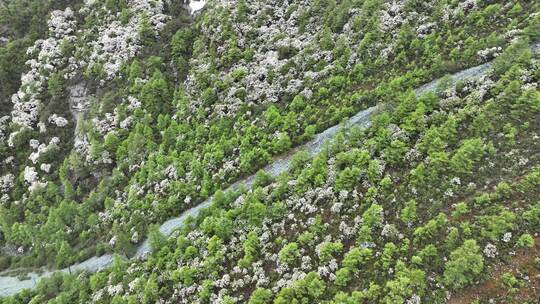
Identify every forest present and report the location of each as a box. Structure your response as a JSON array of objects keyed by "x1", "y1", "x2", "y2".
[{"x1": 0, "y1": 0, "x2": 539, "y2": 303}]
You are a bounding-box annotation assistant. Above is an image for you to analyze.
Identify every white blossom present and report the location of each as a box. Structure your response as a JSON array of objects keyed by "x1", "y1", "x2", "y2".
[
  {"x1": 40, "y1": 163, "x2": 52, "y2": 173},
  {"x1": 48, "y1": 114, "x2": 69, "y2": 127},
  {"x1": 0, "y1": 174, "x2": 15, "y2": 193},
  {"x1": 483, "y1": 243, "x2": 498, "y2": 258}
]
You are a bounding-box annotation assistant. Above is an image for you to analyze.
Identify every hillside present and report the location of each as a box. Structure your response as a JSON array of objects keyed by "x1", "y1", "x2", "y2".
[{"x1": 1, "y1": 0, "x2": 540, "y2": 303}]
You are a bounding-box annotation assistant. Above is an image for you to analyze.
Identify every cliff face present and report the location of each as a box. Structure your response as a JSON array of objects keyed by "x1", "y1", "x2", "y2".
[{"x1": 0, "y1": 0, "x2": 191, "y2": 261}]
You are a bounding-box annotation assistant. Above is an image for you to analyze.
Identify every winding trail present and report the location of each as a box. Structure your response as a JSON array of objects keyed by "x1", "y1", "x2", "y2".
[{"x1": 1, "y1": 41, "x2": 539, "y2": 297}]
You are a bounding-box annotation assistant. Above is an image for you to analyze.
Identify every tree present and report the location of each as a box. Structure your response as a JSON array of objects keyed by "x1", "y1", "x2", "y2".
[
  {"x1": 384, "y1": 261, "x2": 426, "y2": 303},
  {"x1": 243, "y1": 195, "x2": 267, "y2": 225},
  {"x1": 171, "y1": 28, "x2": 194, "y2": 58},
  {"x1": 103, "y1": 132, "x2": 120, "y2": 156},
  {"x1": 264, "y1": 105, "x2": 282, "y2": 131},
  {"x1": 327, "y1": 0, "x2": 352, "y2": 33},
  {"x1": 512, "y1": 89, "x2": 540, "y2": 120},
  {"x1": 239, "y1": 147, "x2": 271, "y2": 174},
  {"x1": 55, "y1": 241, "x2": 73, "y2": 268},
  {"x1": 105, "y1": 0, "x2": 128, "y2": 12},
  {"x1": 223, "y1": 37, "x2": 242, "y2": 66},
  {"x1": 362, "y1": 203, "x2": 383, "y2": 228},
  {"x1": 239, "y1": 231, "x2": 260, "y2": 267},
  {"x1": 200, "y1": 215, "x2": 234, "y2": 240},
  {"x1": 318, "y1": 241, "x2": 343, "y2": 264},
  {"x1": 383, "y1": 139, "x2": 407, "y2": 165},
  {"x1": 275, "y1": 272, "x2": 326, "y2": 303},
  {"x1": 516, "y1": 233, "x2": 534, "y2": 248},
  {"x1": 335, "y1": 247, "x2": 373, "y2": 287},
  {"x1": 400, "y1": 200, "x2": 417, "y2": 225},
  {"x1": 248, "y1": 288, "x2": 272, "y2": 304},
  {"x1": 172, "y1": 266, "x2": 198, "y2": 285},
  {"x1": 335, "y1": 167, "x2": 361, "y2": 191},
  {"x1": 47, "y1": 73, "x2": 64, "y2": 99},
  {"x1": 142, "y1": 274, "x2": 159, "y2": 303},
  {"x1": 272, "y1": 132, "x2": 292, "y2": 154},
  {"x1": 492, "y1": 40, "x2": 531, "y2": 76},
  {"x1": 140, "y1": 70, "x2": 172, "y2": 115},
  {"x1": 523, "y1": 201, "x2": 540, "y2": 229},
  {"x1": 319, "y1": 26, "x2": 334, "y2": 51},
  {"x1": 380, "y1": 242, "x2": 397, "y2": 270},
  {"x1": 443, "y1": 239, "x2": 484, "y2": 290},
  {"x1": 236, "y1": 0, "x2": 249, "y2": 22},
  {"x1": 138, "y1": 13, "x2": 155, "y2": 45},
  {"x1": 479, "y1": 210, "x2": 515, "y2": 241},
  {"x1": 128, "y1": 59, "x2": 142, "y2": 84},
  {"x1": 343, "y1": 247, "x2": 372, "y2": 269},
  {"x1": 290, "y1": 95, "x2": 306, "y2": 113},
  {"x1": 290, "y1": 150, "x2": 310, "y2": 174},
  {"x1": 148, "y1": 224, "x2": 167, "y2": 252},
  {"x1": 509, "y1": 3, "x2": 523, "y2": 17},
  {"x1": 110, "y1": 254, "x2": 126, "y2": 283},
  {"x1": 335, "y1": 267, "x2": 353, "y2": 287},
  {"x1": 450, "y1": 138, "x2": 487, "y2": 176},
  {"x1": 253, "y1": 170, "x2": 274, "y2": 188},
  {"x1": 113, "y1": 229, "x2": 133, "y2": 257},
  {"x1": 417, "y1": 244, "x2": 438, "y2": 266},
  {"x1": 524, "y1": 15, "x2": 540, "y2": 40},
  {"x1": 451, "y1": 202, "x2": 469, "y2": 219},
  {"x1": 278, "y1": 242, "x2": 300, "y2": 266},
  {"x1": 171, "y1": 28, "x2": 194, "y2": 79},
  {"x1": 295, "y1": 272, "x2": 326, "y2": 300}
]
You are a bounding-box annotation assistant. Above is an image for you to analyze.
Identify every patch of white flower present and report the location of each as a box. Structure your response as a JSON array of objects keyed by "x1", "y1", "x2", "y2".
[
  {"x1": 0, "y1": 115, "x2": 10, "y2": 141},
  {"x1": 0, "y1": 174, "x2": 15, "y2": 194},
  {"x1": 48, "y1": 8, "x2": 77, "y2": 38},
  {"x1": 127, "y1": 96, "x2": 142, "y2": 110},
  {"x1": 8, "y1": 0, "x2": 174, "y2": 179},
  {"x1": 380, "y1": 1, "x2": 405, "y2": 34},
  {"x1": 28, "y1": 137, "x2": 60, "y2": 164},
  {"x1": 23, "y1": 166, "x2": 47, "y2": 192},
  {"x1": 85, "y1": 0, "x2": 170, "y2": 82},
  {"x1": 23, "y1": 167, "x2": 38, "y2": 184},
  {"x1": 416, "y1": 22, "x2": 436, "y2": 39},
  {"x1": 477, "y1": 46, "x2": 502, "y2": 62},
  {"x1": 11, "y1": 7, "x2": 77, "y2": 130},
  {"x1": 502, "y1": 232, "x2": 512, "y2": 243},
  {"x1": 37, "y1": 122, "x2": 47, "y2": 133},
  {"x1": 483, "y1": 243, "x2": 498, "y2": 258},
  {"x1": 185, "y1": 0, "x2": 339, "y2": 118},
  {"x1": 48, "y1": 114, "x2": 69, "y2": 127},
  {"x1": 407, "y1": 294, "x2": 422, "y2": 304},
  {"x1": 107, "y1": 284, "x2": 124, "y2": 296},
  {"x1": 40, "y1": 163, "x2": 52, "y2": 173}
]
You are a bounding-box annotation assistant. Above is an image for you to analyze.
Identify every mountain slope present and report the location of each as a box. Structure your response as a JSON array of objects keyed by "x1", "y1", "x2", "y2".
[{"x1": 0, "y1": 0, "x2": 540, "y2": 303}]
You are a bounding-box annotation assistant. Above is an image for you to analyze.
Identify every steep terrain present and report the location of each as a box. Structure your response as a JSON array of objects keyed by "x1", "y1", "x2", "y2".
[{"x1": 0, "y1": 0, "x2": 540, "y2": 303}]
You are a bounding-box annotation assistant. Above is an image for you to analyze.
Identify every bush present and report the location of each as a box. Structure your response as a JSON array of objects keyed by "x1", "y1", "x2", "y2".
[
  {"x1": 277, "y1": 45, "x2": 298, "y2": 60},
  {"x1": 248, "y1": 288, "x2": 272, "y2": 304},
  {"x1": 278, "y1": 242, "x2": 300, "y2": 266},
  {"x1": 443, "y1": 239, "x2": 484, "y2": 290},
  {"x1": 516, "y1": 234, "x2": 534, "y2": 248}
]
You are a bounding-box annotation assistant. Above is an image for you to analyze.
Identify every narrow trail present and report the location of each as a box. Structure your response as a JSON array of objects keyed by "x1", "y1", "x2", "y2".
[{"x1": 1, "y1": 41, "x2": 539, "y2": 297}]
